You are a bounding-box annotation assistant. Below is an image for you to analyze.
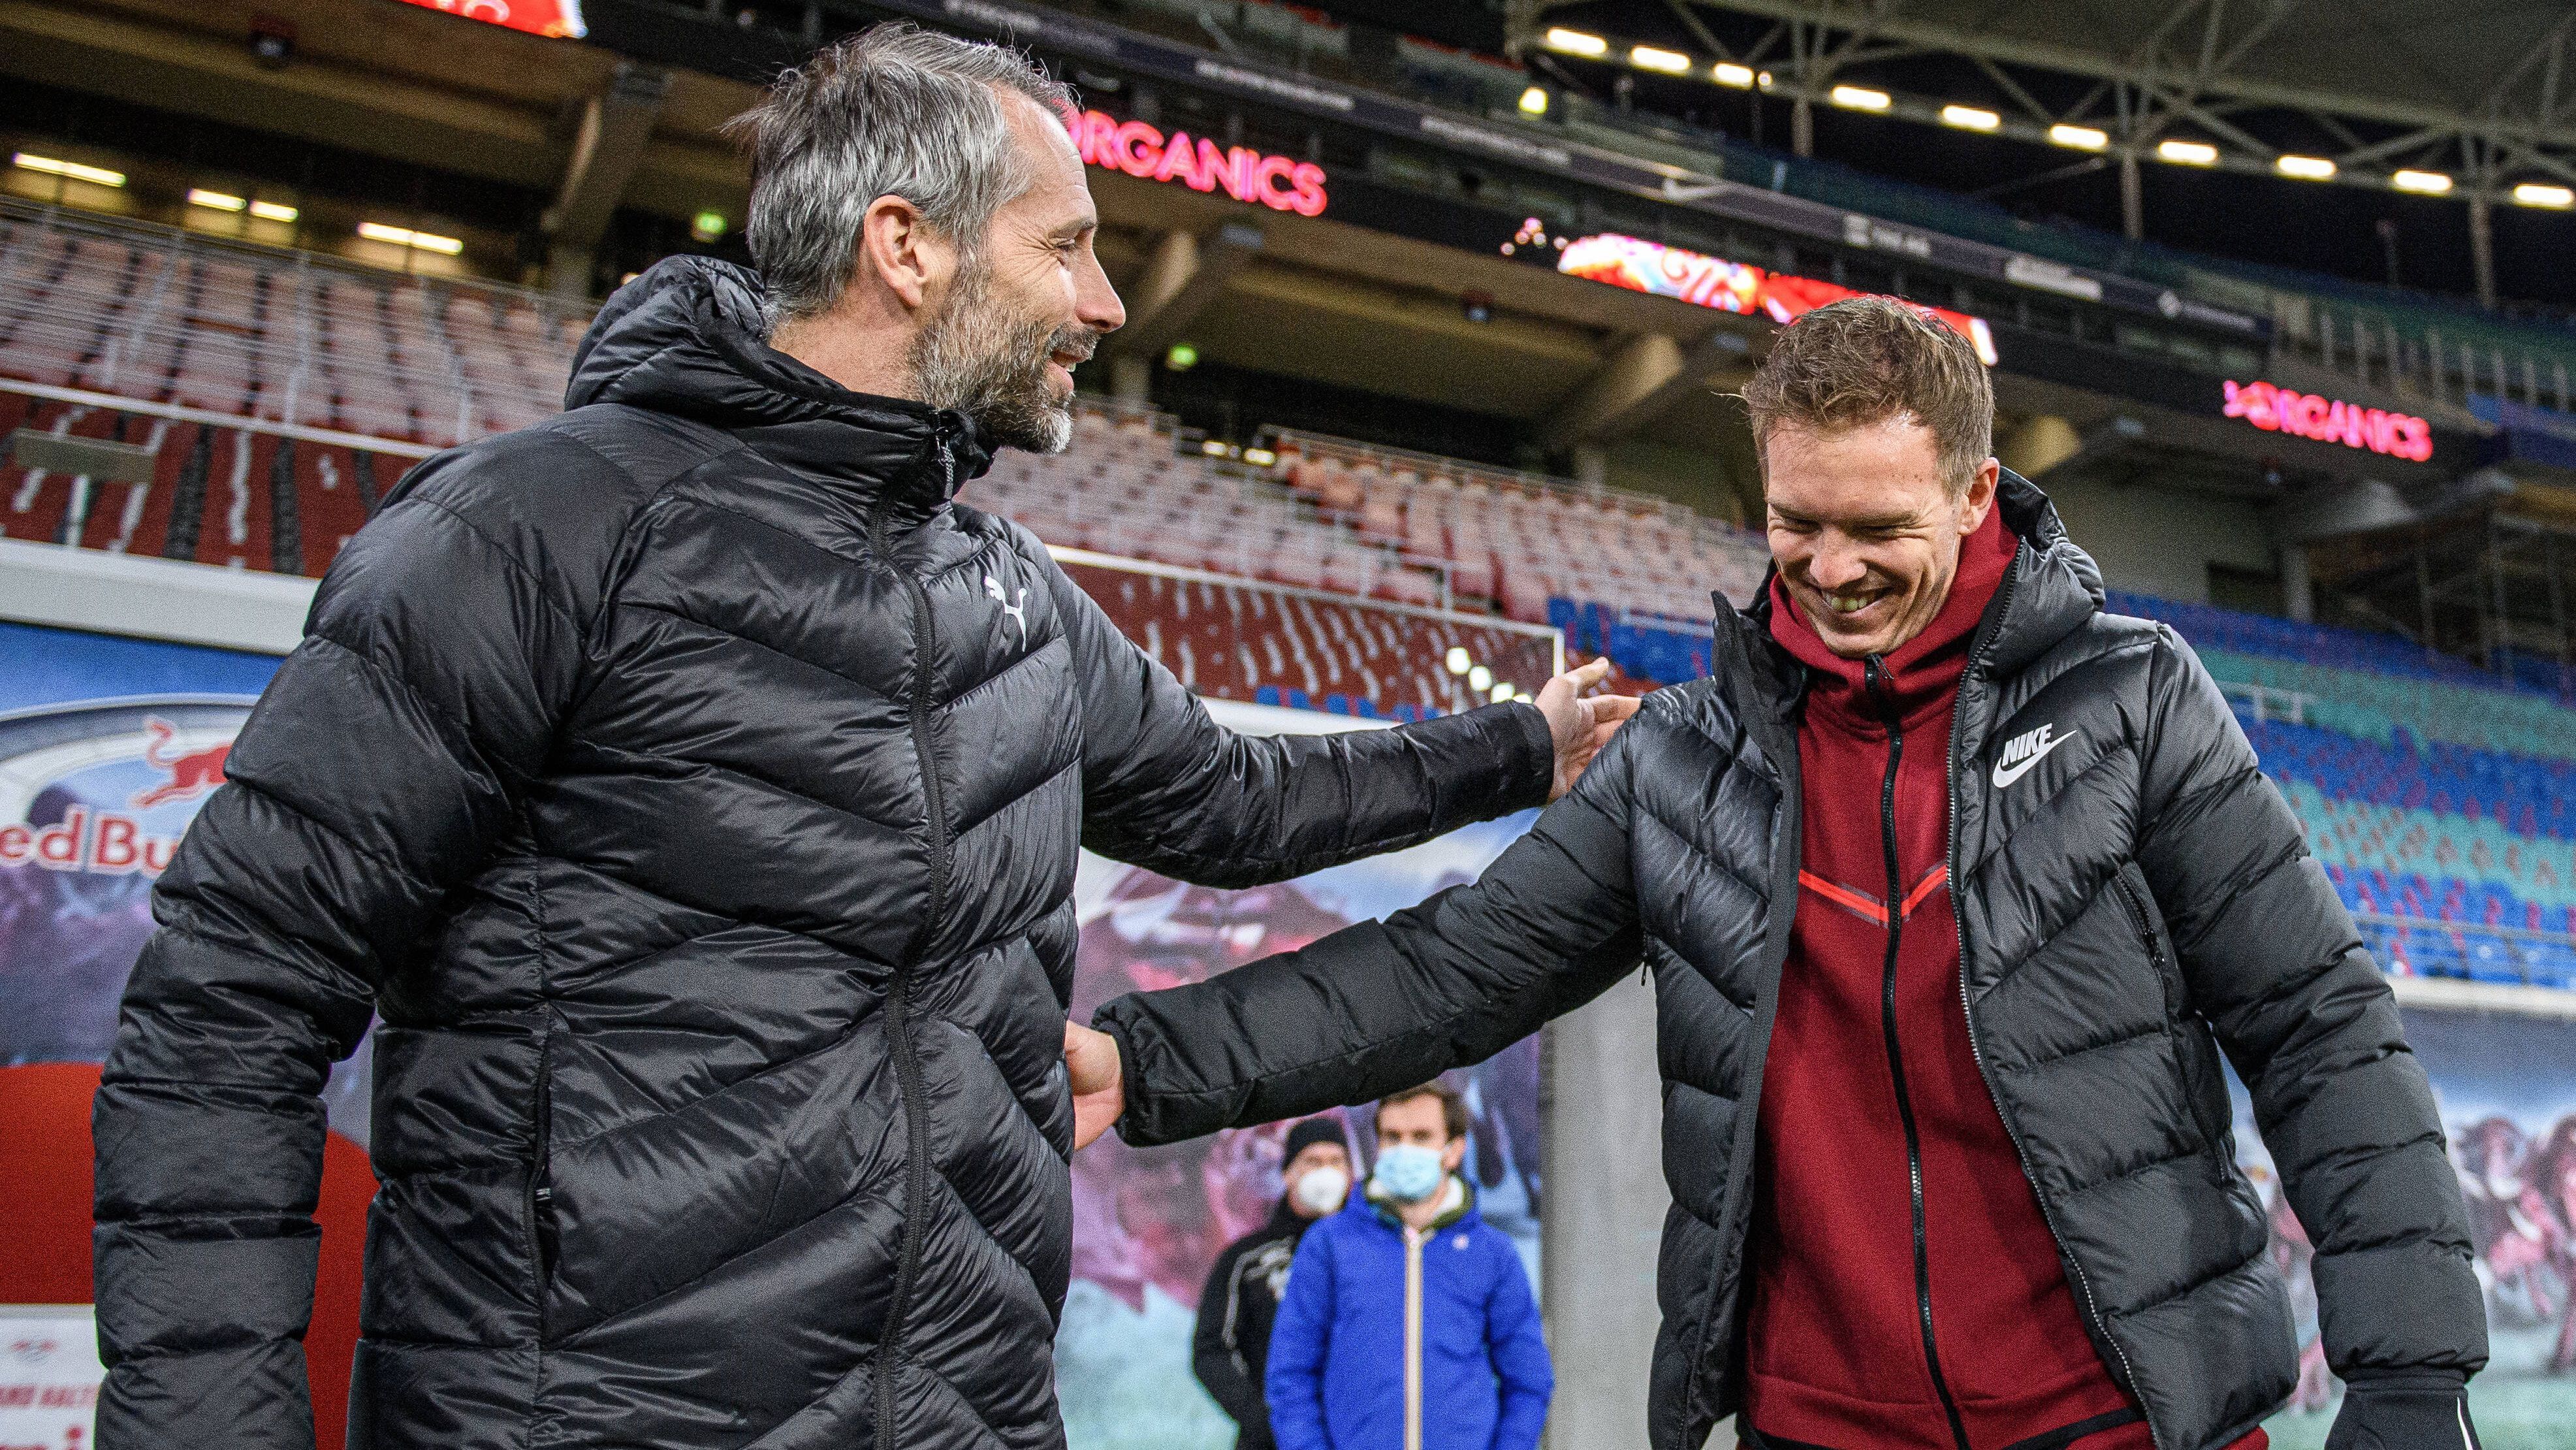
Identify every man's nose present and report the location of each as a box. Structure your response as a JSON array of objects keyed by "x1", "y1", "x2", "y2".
[
  {"x1": 1079, "y1": 254, "x2": 1125, "y2": 334},
  {"x1": 1805, "y1": 540, "x2": 1868, "y2": 591}
]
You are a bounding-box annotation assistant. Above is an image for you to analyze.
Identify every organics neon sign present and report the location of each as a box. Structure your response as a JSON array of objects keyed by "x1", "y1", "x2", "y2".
[
  {"x1": 1557, "y1": 233, "x2": 1999, "y2": 366},
  {"x1": 2221, "y1": 380, "x2": 2432, "y2": 463},
  {"x1": 1066, "y1": 110, "x2": 1328, "y2": 217}
]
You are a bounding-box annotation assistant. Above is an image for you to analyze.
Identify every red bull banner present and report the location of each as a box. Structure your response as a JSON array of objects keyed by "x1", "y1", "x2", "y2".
[
  {"x1": 2240, "y1": 1008, "x2": 2576, "y2": 1446},
  {"x1": 0, "y1": 620, "x2": 376, "y2": 1450}
]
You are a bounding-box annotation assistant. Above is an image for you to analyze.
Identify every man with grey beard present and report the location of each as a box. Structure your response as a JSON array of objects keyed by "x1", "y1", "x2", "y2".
[{"x1": 88, "y1": 22, "x2": 1637, "y2": 1450}]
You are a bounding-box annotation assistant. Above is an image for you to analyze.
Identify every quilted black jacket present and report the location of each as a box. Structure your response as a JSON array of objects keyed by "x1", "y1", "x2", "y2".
[
  {"x1": 89, "y1": 255, "x2": 1555, "y2": 1450},
  {"x1": 1098, "y1": 475, "x2": 2487, "y2": 1450}
]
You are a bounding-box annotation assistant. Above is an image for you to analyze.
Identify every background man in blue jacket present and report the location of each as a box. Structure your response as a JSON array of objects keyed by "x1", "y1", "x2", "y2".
[{"x1": 1265, "y1": 1082, "x2": 1551, "y2": 1450}]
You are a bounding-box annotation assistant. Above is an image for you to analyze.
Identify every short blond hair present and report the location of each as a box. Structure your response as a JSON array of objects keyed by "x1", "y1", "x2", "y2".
[{"x1": 1740, "y1": 295, "x2": 1993, "y2": 494}]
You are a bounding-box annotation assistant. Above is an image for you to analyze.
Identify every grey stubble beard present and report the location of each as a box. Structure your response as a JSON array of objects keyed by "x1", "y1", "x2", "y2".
[{"x1": 908, "y1": 260, "x2": 1096, "y2": 454}]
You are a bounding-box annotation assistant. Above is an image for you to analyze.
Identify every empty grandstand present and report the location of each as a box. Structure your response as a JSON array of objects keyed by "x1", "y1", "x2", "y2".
[{"x1": 0, "y1": 201, "x2": 580, "y2": 447}]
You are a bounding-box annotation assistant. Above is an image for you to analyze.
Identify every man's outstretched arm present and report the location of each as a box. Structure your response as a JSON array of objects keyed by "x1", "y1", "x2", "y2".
[
  {"x1": 1038, "y1": 534, "x2": 1635, "y2": 891},
  {"x1": 1072, "y1": 716, "x2": 1648, "y2": 1148},
  {"x1": 90, "y1": 448, "x2": 595, "y2": 1450}
]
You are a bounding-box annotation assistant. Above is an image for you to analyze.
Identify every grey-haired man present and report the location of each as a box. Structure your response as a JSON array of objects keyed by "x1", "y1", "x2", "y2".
[{"x1": 89, "y1": 23, "x2": 1632, "y2": 1449}]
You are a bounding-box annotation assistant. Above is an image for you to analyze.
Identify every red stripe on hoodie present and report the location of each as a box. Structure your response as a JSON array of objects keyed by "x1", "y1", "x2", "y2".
[{"x1": 1749, "y1": 509, "x2": 2266, "y2": 1450}]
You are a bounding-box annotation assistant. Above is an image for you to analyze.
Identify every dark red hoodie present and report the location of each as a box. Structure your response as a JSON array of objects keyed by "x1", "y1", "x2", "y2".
[{"x1": 1747, "y1": 512, "x2": 2265, "y2": 1450}]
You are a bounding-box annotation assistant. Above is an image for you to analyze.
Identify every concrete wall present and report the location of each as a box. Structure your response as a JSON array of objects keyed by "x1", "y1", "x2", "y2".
[
  {"x1": 2035, "y1": 472, "x2": 2277, "y2": 604},
  {"x1": 1544, "y1": 975, "x2": 1735, "y2": 1450}
]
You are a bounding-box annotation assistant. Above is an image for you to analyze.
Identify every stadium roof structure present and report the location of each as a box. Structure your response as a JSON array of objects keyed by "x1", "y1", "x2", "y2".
[
  {"x1": 1518, "y1": 0, "x2": 2576, "y2": 302},
  {"x1": 1540, "y1": 1, "x2": 2576, "y2": 170}
]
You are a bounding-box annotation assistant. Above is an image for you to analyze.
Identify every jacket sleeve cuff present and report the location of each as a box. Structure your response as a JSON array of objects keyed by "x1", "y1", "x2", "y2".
[
  {"x1": 2338, "y1": 1368, "x2": 2468, "y2": 1393},
  {"x1": 1089, "y1": 1013, "x2": 1187, "y2": 1148}
]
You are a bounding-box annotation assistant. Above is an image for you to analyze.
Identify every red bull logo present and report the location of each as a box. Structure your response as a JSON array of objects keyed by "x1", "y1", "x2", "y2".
[
  {"x1": 0, "y1": 700, "x2": 251, "y2": 882},
  {"x1": 131, "y1": 718, "x2": 231, "y2": 810}
]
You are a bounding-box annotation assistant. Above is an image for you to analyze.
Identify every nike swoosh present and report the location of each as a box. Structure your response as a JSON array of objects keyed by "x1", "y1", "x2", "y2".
[{"x1": 1991, "y1": 731, "x2": 2077, "y2": 788}]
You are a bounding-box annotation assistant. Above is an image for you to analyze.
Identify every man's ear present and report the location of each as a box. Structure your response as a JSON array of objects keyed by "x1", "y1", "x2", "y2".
[
  {"x1": 857, "y1": 193, "x2": 948, "y2": 313},
  {"x1": 1958, "y1": 455, "x2": 2001, "y2": 535},
  {"x1": 1440, "y1": 1138, "x2": 1468, "y2": 1174}
]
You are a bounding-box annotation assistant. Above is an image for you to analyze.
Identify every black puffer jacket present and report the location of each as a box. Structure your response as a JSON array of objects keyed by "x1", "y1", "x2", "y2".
[
  {"x1": 1099, "y1": 475, "x2": 2486, "y2": 1450},
  {"x1": 90, "y1": 255, "x2": 1554, "y2": 1450}
]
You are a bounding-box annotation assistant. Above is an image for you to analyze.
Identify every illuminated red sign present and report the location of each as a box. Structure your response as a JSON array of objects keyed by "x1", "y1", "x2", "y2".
[
  {"x1": 1066, "y1": 110, "x2": 1327, "y2": 217},
  {"x1": 2222, "y1": 379, "x2": 2432, "y2": 463},
  {"x1": 1557, "y1": 233, "x2": 1998, "y2": 365},
  {"x1": 391, "y1": 0, "x2": 584, "y2": 37}
]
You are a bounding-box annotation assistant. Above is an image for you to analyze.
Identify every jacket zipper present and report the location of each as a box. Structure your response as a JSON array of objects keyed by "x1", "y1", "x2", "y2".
[
  {"x1": 1700, "y1": 608, "x2": 1803, "y2": 1442},
  {"x1": 2110, "y1": 875, "x2": 2171, "y2": 994},
  {"x1": 1943, "y1": 566, "x2": 2163, "y2": 1450},
  {"x1": 526, "y1": 1023, "x2": 556, "y2": 1330},
  {"x1": 1864, "y1": 656, "x2": 1974, "y2": 1450},
  {"x1": 868, "y1": 430, "x2": 956, "y2": 1450},
  {"x1": 1403, "y1": 1225, "x2": 1425, "y2": 1450}
]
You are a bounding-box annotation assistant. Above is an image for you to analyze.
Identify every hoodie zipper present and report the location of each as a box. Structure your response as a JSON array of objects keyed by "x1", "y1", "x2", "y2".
[
  {"x1": 868, "y1": 426, "x2": 957, "y2": 1450},
  {"x1": 1864, "y1": 655, "x2": 1974, "y2": 1450},
  {"x1": 1943, "y1": 562, "x2": 2163, "y2": 1450},
  {"x1": 1403, "y1": 1224, "x2": 1425, "y2": 1450}
]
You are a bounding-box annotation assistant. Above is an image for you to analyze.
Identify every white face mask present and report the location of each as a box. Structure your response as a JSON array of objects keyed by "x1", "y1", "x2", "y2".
[{"x1": 1292, "y1": 1165, "x2": 1351, "y2": 1216}]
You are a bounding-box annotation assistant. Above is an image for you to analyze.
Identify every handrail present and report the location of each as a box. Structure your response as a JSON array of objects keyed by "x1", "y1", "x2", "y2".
[
  {"x1": 3, "y1": 379, "x2": 443, "y2": 458},
  {"x1": 2353, "y1": 909, "x2": 2576, "y2": 950},
  {"x1": 2220, "y1": 680, "x2": 2311, "y2": 726}
]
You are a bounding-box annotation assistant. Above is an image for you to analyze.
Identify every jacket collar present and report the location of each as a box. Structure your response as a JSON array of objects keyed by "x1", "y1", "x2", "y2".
[
  {"x1": 1973, "y1": 468, "x2": 2104, "y2": 681},
  {"x1": 1365, "y1": 1174, "x2": 1478, "y2": 1234},
  {"x1": 1267, "y1": 1195, "x2": 1319, "y2": 1235},
  {"x1": 565, "y1": 255, "x2": 994, "y2": 526}
]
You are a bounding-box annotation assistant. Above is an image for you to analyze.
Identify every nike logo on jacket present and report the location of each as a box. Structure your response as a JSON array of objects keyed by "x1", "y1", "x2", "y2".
[{"x1": 1990, "y1": 722, "x2": 2076, "y2": 788}]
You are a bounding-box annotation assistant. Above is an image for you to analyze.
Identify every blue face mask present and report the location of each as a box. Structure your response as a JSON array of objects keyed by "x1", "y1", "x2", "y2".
[{"x1": 1370, "y1": 1142, "x2": 1447, "y2": 1204}]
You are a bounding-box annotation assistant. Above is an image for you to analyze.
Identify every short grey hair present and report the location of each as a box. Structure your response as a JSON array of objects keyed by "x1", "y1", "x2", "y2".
[{"x1": 727, "y1": 22, "x2": 1073, "y2": 325}]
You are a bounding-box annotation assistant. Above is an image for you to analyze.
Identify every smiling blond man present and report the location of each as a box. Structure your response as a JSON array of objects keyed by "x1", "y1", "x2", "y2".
[{"x1": 1072, "y1": 297, "x2": 2487, "y2": 1450}]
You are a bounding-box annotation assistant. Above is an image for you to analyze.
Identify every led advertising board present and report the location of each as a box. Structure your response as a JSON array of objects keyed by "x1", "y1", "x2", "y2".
[
  {"x1": 2221, "y1": 379, "x2": 2434, "y2": 463},
  {"x1": 1065, "y1": 110, "x2": 1328, "y2": 217},
  {"x1": 390, "y1": 0, "x2": 584, "y2": 38},
  {"x1": 1558, "y1": 233, "x2": 2000, "y2": 365}
]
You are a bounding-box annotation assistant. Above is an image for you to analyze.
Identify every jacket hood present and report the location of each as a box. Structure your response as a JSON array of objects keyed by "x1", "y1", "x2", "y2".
[{"x1": 566, "y1": 255, "x2": 994, "y2": 519}]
